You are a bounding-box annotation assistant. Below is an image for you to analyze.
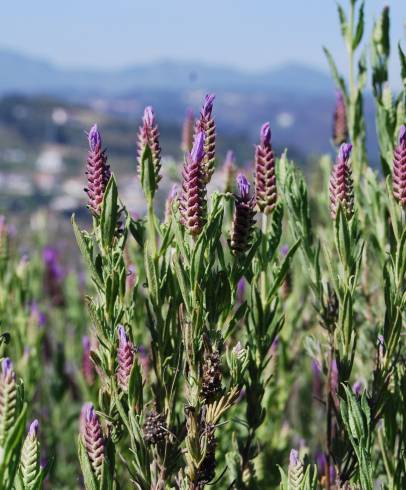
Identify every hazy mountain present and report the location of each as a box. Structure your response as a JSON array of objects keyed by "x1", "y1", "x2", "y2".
[{"x1": 0, "y1": 48, "x2": 334, "y2": 96}]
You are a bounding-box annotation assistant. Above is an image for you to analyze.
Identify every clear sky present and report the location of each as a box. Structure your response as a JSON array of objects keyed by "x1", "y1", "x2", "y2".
[{"x1": 1, "y1": 0, "x2": 404, "y2": 76}]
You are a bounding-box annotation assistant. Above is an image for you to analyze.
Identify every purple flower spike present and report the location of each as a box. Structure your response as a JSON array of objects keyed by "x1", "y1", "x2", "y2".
[
  {"x1": 80, "y1": 403, "x2": 105, "y2": 479},
  {"x1": 329, "y1": 143, "x2": 354, "y2": 220},
  {"x1": 117, "y1": 325, "x2": 135, "y2": 392},
  {"x1": 179, "y1": 131, "x2": 207, "y2": 236},
  {"x1": 137, "y1": 105, "x2": 162, "y2": 189},
  {"x1": 255, "y1": 122, "x2": 277, "y2": 214},
  {"x1": 230, "y1": 174, "x2": 256, "y2": 254},
  {"x1": 29, "y1": 419, "x2": 39, "y2": 438},
  {"x1": 181, "y1": 108, "x2": 195, "y2": 153},
  {"x1": 333, "y1": 91, "x2": 348, "y2": 146},
  {"x1": 42, "y1": 246, "x2": 65, "y2": 307},
  {"x1": 84, "y1": 124, "x2": 111, "y2": 216},
  {"x1": 393, "y1": 125, "x2": 406, "y2": 207},
  {"x1": 195, "y1": 94, "x2": 216, "y2": 183}
]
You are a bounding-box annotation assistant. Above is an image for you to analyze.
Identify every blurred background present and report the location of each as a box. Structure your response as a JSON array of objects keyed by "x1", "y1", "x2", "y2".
[{"x1": 0, "y1": 0, "x2": 404, "y2": 221}]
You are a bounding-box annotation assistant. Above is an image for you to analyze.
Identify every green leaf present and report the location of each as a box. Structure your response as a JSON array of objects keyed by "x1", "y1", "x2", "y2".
[
  {"x1": 100, "y1": 176, "x2": 118, "y2": 251},
  {"x1": 129, "y1": 218, "x2": 145, "y2": 248},
  {"x1": 128, "y1": 359, "x2": 143, "y2": 411},
  {"x1": 352, "y1": 2, "x2": 364, "y2": 50},
  {"x1": 78, "y1": 438, "x2": 99, "y2": 490},
  {"x1": 399, "y1": 43, "x2": 406, "y2": 88},
  {"x1": 0, "y1": 403, "x2": 27, "y2": 481},
  {"x1": 144, "y1": 248, "x2": 159, "y2": 307},
  {"x1": 337, "y1": 3, "x2": 348, "y2": 40},
  {"x1": 323, "y1": 47, "x2": 347, "y2": 100},
  {"x1": 72, "y1": 215, "x2": 103, "y2": 289},
  {"x1": 140, "y1": 145, "x2": 156, "y2": 200}
]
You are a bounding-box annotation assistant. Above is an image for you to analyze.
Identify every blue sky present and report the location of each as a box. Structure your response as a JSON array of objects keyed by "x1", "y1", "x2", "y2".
[{"x1": 1, "y1": 0, "x2": 404, "y2": 77}]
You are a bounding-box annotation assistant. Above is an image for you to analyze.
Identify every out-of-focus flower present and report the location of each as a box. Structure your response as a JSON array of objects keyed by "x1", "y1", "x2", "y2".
[
  {"x1": 223, "y1": 150, "x2": 237, "y2": 193},
  {"x1": 82, "y1": 336, "x2": 96, "y2": 386},
  {"x1": 42, "y1": 246, "x2": 65, "y2": 307},
  {"x1": 181, "y1": 108, "x2": 195, "y2": 153},
  {"x1": 333, "y1": 90, "x2": 348, "y2": 146},
  {"x1": 164, "y1": 184, "x2": 179, "y2": 223}
]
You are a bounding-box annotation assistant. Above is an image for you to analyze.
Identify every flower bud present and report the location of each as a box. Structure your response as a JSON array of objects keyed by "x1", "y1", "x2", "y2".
[
  {"x1": 117, "y1": 325, "x2": 135, "y2": 392},
  {"x1": 137, "y1": 106, "x2": 162, "y2": 190},
  {"x1": 223, "y1": 150, "x2": 237, "y2": 193},
  {"x1": 181, "y1": 108, "x2": 195, "y2": 153},
  {"x1": 332, "y1": 90, "x2": 348, "y2": 146}
]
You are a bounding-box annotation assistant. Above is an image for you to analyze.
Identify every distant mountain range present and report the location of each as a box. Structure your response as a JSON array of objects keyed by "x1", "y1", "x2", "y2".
[
  {"x1": 0, "y1": 48, "x2": 382, "y2": 167},
  {"x1": 0, "y1": 48, "x2": 335, "y2": 96}
]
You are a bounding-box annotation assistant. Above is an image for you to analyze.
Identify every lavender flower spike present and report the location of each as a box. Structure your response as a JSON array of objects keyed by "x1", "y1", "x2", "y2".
[
  {"x1": 393, "y1": 125, "x2": 406, "y2": 207},
  {"x1": 137, "y1": 106, "x2": 162, "y2": 189},
  {"x1": 288, "y1": 449, "x2": 304, "y2": 487},
  {"x1": 195, "y1": 94, "x2": 216, "y2": 183},
  {"x1": 255, "y1": 122, "x2": 277, "y2": 214},
  {"x1": 230, "y1": 174, "x2": 256, "y2": 254},
  {"x1": 181, "y1": 108, "x2": 195, "y2": 153},
  {"x1": 20, "y1": 419, "x2": 40, "y2": 487},
  {"x1": 333, "y1": 90, "x2": 348, "y2": 146},
  {"x1": 329, "y1": 142, "x2": 354, "y2": 220},
  {"x1": 80, "y1": 403, "x2": 105, "y2": 479},
  {"x1": 117, "y1": 325, "x2": 135, "y2": 391},
  {"x1": 0, "y1": 358, "x2": 17, "y2": 446},
  {"x1": 179, "y1": 131, "x2": 207, "y2": 236},
  {"x1": 84, "y1": 124, "x2": 111, "y2": 215}
]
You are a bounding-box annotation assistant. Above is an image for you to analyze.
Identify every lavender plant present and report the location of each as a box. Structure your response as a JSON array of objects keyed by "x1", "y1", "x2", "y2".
[{"x1": 0, "y1": 1, "x2": 403, "y2": 489}]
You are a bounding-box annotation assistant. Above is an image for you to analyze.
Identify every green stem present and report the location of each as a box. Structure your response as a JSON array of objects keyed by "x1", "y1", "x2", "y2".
[
  {"x1": 260, "y1": 213, "x2": 268, "y2": 305},
  {"x1": 147, "y1": 200, "x2": 157, "y2": 257}
]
